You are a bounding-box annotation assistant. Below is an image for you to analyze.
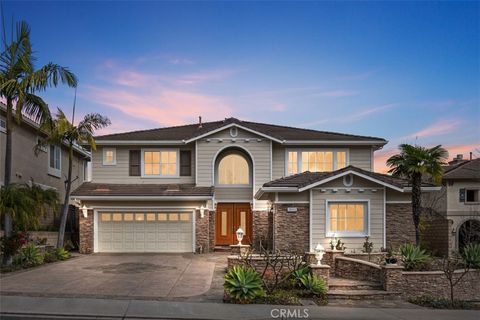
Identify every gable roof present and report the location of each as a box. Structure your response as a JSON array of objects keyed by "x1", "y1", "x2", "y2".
[
  {"x1": 95, "y1": 117, "x2": 387, "y2": 146},
  {"x1": 256, "y1": 165, "x2": 438, "y2": 198},
  {"x1": 443, "y1": 158, "x2": 480, "y2": 180}
]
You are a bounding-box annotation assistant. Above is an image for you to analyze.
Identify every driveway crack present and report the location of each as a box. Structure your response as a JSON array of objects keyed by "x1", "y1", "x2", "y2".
[{"x1": 166, "y1": 258, "x2": 193, "y2": 298}]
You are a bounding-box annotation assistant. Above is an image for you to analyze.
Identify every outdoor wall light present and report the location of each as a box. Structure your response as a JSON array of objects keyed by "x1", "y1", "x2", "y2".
[
  {"x1": 81, "y1": 205, "x2": 89, "y2": 218},
  {"x1": 236, "y1": 228, "x2": 245, "y2": 245},
  {"x1": 315, "y1": 243, "x2": 325, "y2": 265},
  {"x1": 199, "y1": 205, "x2": 206, "y2": 218}
]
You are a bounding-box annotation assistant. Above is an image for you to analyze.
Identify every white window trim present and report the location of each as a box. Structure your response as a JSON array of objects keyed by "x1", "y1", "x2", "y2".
[
  {"x1": 102, "y1": 148, "x2": 116, "y2": 165},
  {"x1": 0, "y1": 115, "x2": 6, "y2": 133},
  {"x1": 285, "y1": 148, "x2": 349, "y2": 176},
  {"x1": 141, "y1": 148, "x2": 180, "y2": 178},
  {"x1": 48, "y1": 144, "x2": 61, "y2": 178},
  {"x1": 325, "y1": 199, "x2": 370, "y2": 238}
]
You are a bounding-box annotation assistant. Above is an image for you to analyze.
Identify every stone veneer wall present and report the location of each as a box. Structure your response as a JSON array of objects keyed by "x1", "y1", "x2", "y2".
[
  {"x1": 252, "y1": 210, "x2": 273, "y2": 250},
  {"x1": 195, "y1": 209, "x2": 211, "y2": 253},
  {"x1": 334, "y1": 256, "x2": 381, "y2": 282},
  {"x1": 386, "y1": 203, "x2": 416, "y2": 249},
  {"x1": 421, "y1": 218, "x2": 451, "y2": 257},
  {"x1": 79, "y1": 209, "x2": 94, "y2": 254},
  {"x1": 274, "y1": 204, "x2": 309, "y2": 252}
]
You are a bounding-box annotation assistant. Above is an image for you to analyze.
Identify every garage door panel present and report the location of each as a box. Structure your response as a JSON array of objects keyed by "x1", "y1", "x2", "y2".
[{"x1": 98, "y1": 211, "x2": 193, "y2": 253}]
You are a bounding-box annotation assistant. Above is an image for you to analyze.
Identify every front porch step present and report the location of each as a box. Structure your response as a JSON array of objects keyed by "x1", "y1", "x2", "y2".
[
  {"x1": 329, "y1": 277, "x2": 383, "y2": 291},
  {"x1": 213, "y1": 246, "x2": 231, "y2": 252},
  {"x1": 327, "y1": 290, "x2": 401, "y2": 300}
]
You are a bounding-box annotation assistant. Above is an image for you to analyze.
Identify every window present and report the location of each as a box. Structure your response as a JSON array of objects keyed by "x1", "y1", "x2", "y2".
[
  {"x1": 287, "y1": 150, "x2": 347, "y2": 175},
  {"x1": 466, "y1": 189, "x2": 479, "y2": 203},
  {"x1": 327, "y1": 201, "x2": 368, "y2": 237},
  {"x1": 48, "y1": 145, "x2": 61, "y2": 177},
  {"x1": 217, "y1": 153, "x2": 250, "y2": 185},
  {"x1": 142, "y1": 150, "x2": 178, "y2": 177},
  {"x1": 103, "y1": 148, "x2": 116, "y2": 165},
  {"x1": 0, "y1": 116, "x2": 6, "y2": 133}
]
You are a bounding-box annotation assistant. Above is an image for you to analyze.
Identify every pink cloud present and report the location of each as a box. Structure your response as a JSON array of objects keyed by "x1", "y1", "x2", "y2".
[
  {"x1": 407, "y1": 119, "x2": 462, "y2": 139},
  {"x1": 271, "y1": 103, "x2": 287, "y2": 112}
]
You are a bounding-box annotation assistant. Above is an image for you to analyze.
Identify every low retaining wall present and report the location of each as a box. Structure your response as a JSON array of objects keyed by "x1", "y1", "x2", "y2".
[
  {"x1": 344, "y1": 252, "x2": 386, "y2": 265},
  {"x1": 335, "y1": 256, "x2": 381, "y2": 282},
  {"x1": 227, "y1": 254, "x2": 304, "y2": 279},
  {"x1": 400, "y1": 269, "x2": 480, "y2": 301},
  {"x1": 0, "y1": 231, "x2": 70, "y2": 247}
]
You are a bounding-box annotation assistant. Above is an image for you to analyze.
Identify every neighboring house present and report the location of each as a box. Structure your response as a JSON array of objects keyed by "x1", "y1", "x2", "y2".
[
  {"x1": 71, "y1": 117, "x2": 438, "y2": 254},
  {"x1": 423, "y1": 156, "x2": 480, "y2": 255},
  {"x1": 0, "y1": 103, "x2": 91, "y2": 227}
]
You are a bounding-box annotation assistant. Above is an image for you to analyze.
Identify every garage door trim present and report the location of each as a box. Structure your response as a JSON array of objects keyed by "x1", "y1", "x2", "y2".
[{"x1": 93, "y1": 207, "x2": 196, "y2": 253}]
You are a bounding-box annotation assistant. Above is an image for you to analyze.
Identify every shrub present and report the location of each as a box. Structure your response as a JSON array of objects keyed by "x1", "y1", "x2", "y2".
[
  {"x1": 19, "y1": 243, "x2": 44, "y2": 267},
  {"x1": 399, "y1": 243, "x2": 430, "y2": 270},
  {"x1": 290, "y1": 265, "x2": 310, "y2": 287},
  {"x1": 461, "y1": 244, "x2": 480, "y2": 269},
  {"x1": 261, "y1": 289, "x2": 301, "y2": 305},
  {"x1": 0, "y1": 231, "x2": 27, "y2": 257},
  {"x1": 224, "y1": 266, "x2": 265, "y2": 303},
  {"x1": 55, "y1": 247, "x2": 70, "y2": 261},
  {"x1": 43, "y1": 251, "x2": 57, "y2": 263},
  {"x1": 299, "y1": 274, "x2": 327, "y2": 296},
  {"x1": 408, "y1": 295, "x2": 475, "y2": 309}
]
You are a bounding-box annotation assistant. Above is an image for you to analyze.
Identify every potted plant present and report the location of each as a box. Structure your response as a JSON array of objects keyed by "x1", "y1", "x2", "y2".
[{"x1": 384, "y1": 247, "x2": 397, "y2": 265}]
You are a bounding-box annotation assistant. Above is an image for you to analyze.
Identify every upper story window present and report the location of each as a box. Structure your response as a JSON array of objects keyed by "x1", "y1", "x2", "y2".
[
  {"x1": 142, "y1": 149, "x2": 178, "y2": 177},
  {"x1": 217, "y1": 153, "x2": 250, "y2": 185},
  {"x1": 466, "y1": 189, "x2": 479, "y2": 203},
  {"x1": 287, "y1": 150, "x2": 347, "y2": 175},
  {"x1": 0, "y1": 116, "x2": 6, "y2": 133},
  {"x1": 102, "y1": 148, "x2": 116, "y2": 165},
  {"x1": 48, "y1": 144, "x2": 61, "y2": 178}
]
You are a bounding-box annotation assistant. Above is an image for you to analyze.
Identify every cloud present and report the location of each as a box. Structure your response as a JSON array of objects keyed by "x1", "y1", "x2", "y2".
[
  {"x1": 168, "y1": 58, "x2": 195, "y2": 65},
  {"x1": 312, "y1": 90, "x2": 359, "y2": 98},
  {"x1": 336, "y1": 70, "x2": 378, "y2": 81},
  {"x1": 407, "y1": 119, "x2": 462, "y2": 139},
  {"x1": 301, "y1": 103, "x2": 396, "y2": 127},
  {"x1": 270, "y1": 103, "x2": 287, "y2": 112}
]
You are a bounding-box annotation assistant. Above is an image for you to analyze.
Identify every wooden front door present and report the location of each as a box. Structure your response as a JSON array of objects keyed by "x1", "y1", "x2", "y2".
[{"x1": 215, "y1": 203, "x2": 252, "y2": 245}]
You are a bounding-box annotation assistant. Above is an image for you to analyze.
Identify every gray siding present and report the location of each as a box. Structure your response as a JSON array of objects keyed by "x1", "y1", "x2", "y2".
[
  {"x1": 311, "y1": 175, "x2": 385, "y2": 251},
  {"x1": 91, "y1": 145, "x2": 195, "y2": 184},
  {"x1": 215, "y1": 187, "x2": 253, "y2": 202},
  {"x1": 277, "y1": 191, "x2": 310, "y2": 202},
  {"x1": 271, "y1": 144, "x2": 374, "y2": 180}
]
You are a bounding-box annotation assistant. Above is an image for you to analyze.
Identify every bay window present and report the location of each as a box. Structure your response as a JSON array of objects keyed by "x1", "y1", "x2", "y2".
[
  {"x1": 287, "y1": 150, "x2": 347, "y2": 175},
  {"x1": 326, "y1": 201, "x2": 368, "y2": 237},
  {"x1": 142, "y1": 150, "x2": 178, "y2": 177}
]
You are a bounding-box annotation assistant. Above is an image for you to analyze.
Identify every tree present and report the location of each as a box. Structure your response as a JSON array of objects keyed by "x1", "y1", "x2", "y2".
[
  {"x1": 386, "y1": 144, "x2": 448, "y2": 244},
  {"x1": 41, "y1": 107, "x2": 110, "y2": 248},
  {"x1": 0, "y1": 20, "x2": 77, "y2": 239},
  {"x1": 0, "y1": 183, "x2": 58, "y2": 232}
]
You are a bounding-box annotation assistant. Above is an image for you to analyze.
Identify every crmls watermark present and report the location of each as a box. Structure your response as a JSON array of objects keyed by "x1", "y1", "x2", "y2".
[{"x1": 270, "y1": 308, "x2": 309, "y2": 319}]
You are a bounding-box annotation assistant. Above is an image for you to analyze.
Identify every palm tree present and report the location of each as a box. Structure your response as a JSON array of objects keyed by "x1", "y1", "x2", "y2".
[
  {"x1": 0, "y1": 183, "x2": 59, "y2": 231},
  {"x1": 41, "y1": 107, "x2": 110, "y2": 248},
  {"x1": 386, "y1": 144, "x2": 448, "y2": 244},
  {"x1": 0, "y1": 21, "x2": 77, "y2": 239}
]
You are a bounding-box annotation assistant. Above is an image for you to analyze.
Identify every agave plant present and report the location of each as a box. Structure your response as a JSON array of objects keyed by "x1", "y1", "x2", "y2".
[
  {"x1": 55, "y1": 247, "x2": 70, "y2": 261},
  {"x1": 299, "y1": 274, "x2": 327, "y2": 296},
  {"x1": 19, "y1": 243, "x2": 44, "y2": 267},
  {"x1": 462, "y1": 244, "x2": 480, "y2": 269},
  {"x1": 291, "y1": 265, "x2": 310, "y2": 287},
  {"x1": 399, "y1": 243, "x2": 430, "y2": 270},
  {"x1": 224, "y1": 265, "x2": 265, "y2": 303}
]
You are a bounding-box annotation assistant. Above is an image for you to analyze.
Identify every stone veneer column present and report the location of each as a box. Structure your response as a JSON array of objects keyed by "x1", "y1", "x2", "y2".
[
  {"x1": 195, "y1": 209, "x2": 211, "y2": 253},
  {"x1": 386, "y1": 203, "x2": 415, "y2": 250},
  {"x1": 323, "y1": 250, "x2": 345, "y2": 275},
  {"x1": 79, "y1": 209, "x2": 94, "y2": 254},
  {"x1": 310, "y1": 264, "x2": 331, "y2": 287},
  {"x1": 273, "y1": 204, "x2": 309, "y2": 252},
  {"x1": 381, "y1": 264, "x2": 404, "y2": 292}
]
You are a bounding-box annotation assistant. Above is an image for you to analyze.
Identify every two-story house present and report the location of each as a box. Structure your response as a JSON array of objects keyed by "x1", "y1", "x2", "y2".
[
  {"x1": 72, "y1": 118, "x2": 438, "y2": 254},
  {"x1": 0, "y1": 103, "x2": 91, "y2": 228},
  {"x1": 423, "y1": 156, "x2": 480, "y2": 256}
]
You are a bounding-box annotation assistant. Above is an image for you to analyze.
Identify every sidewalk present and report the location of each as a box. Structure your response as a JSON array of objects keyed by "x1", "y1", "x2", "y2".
[{"x1": 1, "y1": 295, "x2": 478, "y2": 320}]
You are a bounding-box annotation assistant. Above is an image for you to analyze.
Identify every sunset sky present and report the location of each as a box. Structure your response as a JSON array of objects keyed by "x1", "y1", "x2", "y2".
[{"x1": 4, "y1": 1, "x2": 479, "y2": 172}]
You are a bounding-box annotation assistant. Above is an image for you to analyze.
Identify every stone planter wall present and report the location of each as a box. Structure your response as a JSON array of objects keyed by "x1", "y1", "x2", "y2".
[
  {"x1": 334, "y1": 256, "x2": 382, "y2": 282},
  {"x1": 227, "y1": 254, "x2": 303, "y2": 279},
  {"x1": 344, "y1": 252, "x2": 386, "y2": 265}
]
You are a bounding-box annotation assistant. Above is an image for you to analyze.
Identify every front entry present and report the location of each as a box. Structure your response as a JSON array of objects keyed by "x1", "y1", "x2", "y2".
[{"x1": 215, "y1": 203, "x2": 253, "y2": 245}]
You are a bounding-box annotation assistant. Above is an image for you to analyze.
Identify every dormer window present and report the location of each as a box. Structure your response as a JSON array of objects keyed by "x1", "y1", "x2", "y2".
[{"x1": 286, "y1": 149, "x2": 348, "y2": 175}]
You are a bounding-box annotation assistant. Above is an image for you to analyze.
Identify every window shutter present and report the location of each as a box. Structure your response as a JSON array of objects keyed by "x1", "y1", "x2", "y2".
[
  {"x1": 129, "y1": 150, "x2": 141, "y2": 176},
  {"x1": 180, "y1": 150, "x2": 192, "y2": 176},
  {"x1": 459, "y1": 188, "x2": 466, "y2": 202}
]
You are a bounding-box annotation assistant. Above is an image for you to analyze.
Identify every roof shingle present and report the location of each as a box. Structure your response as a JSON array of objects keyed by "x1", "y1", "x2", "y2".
[{"x1": 71, "y1": 183, "x2": 214, "y2": 197}]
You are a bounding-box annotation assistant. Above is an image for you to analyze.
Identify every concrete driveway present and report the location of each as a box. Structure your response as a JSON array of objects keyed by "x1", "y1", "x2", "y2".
[{"x1": 0, "y1": 253, "x2": 217, "y2": 299}]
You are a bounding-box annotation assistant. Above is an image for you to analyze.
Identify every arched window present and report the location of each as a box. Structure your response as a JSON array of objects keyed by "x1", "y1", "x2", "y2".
[{"x1": 217, "y1": 153, "x2": 250, "y2": 185}]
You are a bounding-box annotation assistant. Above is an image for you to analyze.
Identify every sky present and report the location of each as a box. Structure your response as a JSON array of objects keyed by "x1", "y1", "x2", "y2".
[{"x1": 3, "y1": 1, "x2": 479, "y2": 172}]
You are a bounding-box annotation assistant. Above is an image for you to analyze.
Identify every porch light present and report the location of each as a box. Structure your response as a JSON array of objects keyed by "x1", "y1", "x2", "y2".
[
  {"x1": 236, "y1": 228, "x2": 245, "y2": 245},
  {"x1": 314, "y1": 243, "x2": 325, "y2": 265},
  {"x1": 199, "y1": 205, "x2": 206, "y2": 218},
  {"x1": 81, "y1": 205, "x2": 88, "y2": 218}
]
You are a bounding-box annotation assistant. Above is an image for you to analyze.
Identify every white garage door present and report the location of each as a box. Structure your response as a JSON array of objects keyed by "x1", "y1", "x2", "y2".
[{"x1": 98, "y1": 211, "x2": 193, "y2": 252}]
